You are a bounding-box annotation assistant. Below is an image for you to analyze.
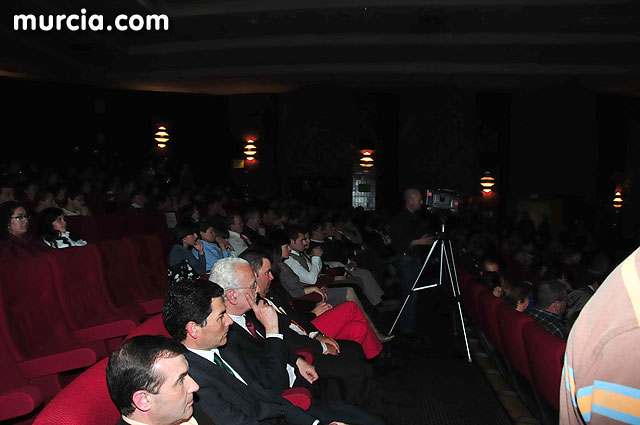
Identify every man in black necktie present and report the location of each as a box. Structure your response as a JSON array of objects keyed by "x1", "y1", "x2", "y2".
[{"x1": 162, "y1": 278, "x2": 382, "y2": 425}]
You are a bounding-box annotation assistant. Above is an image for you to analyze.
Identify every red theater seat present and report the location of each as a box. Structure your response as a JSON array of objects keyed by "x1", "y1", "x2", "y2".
[
  {"x1": 97, "y1": 238, "x2": 163, "y2": 315},
  {"x1": 0, "y1": 256, "x2": 101, "y2": 401},
  {"x1": 479, "y1": 291, "x2": 507, "y2": 354},
  {"x1": 0, "y1": 333, "x2": 44, "y2": 422},
  {"x1": 523, "y1": 321, "x2": 566, "y2": 410},
  {"x1": 32, "y1": 358, "x2": 119, "y2": 425},
  {"x1": 64, "y1": 215, "x2": 99, "y2": 243},
  {"x1": 126, "y1": 235, "x2": 169, "y2": 293},
  {"x1": 496, "y1": 303, "x2": 536, "y2": 381},
  {"x1": 42, "y1": 246, "x2": 144, "y2": 344},
  {"x1": 94, "y1": 214, "x2": 127, "y2": 242}
]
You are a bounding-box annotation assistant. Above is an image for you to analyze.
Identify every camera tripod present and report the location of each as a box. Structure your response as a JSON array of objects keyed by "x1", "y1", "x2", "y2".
[{"x1": 388, "y1": 219, "x2": 472, "y2": 363}]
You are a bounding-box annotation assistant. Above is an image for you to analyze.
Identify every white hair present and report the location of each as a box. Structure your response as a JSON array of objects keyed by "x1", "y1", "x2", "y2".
[{"x1": 209, "y1": 257, "x2": 250, "y2": 293}]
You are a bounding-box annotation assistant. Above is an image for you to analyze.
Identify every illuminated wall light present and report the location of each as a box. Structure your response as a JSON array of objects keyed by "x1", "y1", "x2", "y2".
[
  {"x1": 480, "y1": 172, "x2": 495, "y2": 193},
  {"x1": 155, "y1": 126, "x2": 169, "y2": 148},
  {"x1": 244, "y1": 138, "x2": 257, "y2": 163},
  {"x1": 359, "y1": 149, "x2": 375, "y2": 168},
  {"x1": 613, "y1": 191, "x2": 623, "y2": 209}
]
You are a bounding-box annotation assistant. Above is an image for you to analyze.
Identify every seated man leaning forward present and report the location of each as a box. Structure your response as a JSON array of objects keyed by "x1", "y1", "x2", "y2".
[{"x1": 106, "y1": 334, "x2": 215, "y2": 425}]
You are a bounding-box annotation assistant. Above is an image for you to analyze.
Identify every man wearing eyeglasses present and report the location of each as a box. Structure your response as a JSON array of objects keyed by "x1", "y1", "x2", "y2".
[
  {"x1": 209, "y1": 257, "x2": 383, "y2": 425},
  {"x1": 211, "y1": 257, "x2": 319, "y2": 390}
]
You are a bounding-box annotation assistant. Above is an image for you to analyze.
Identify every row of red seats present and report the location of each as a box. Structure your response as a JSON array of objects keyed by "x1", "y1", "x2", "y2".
[
  {"x1": 65, "y1": 212, "x2": 170, "y2": 246},
  {"x1": 459, "y1": 269, "x2": 566, "y2": 424},
  {"x1": 33, "y1": 314, "x2": 313, "y2": 425},
  {"x1": 0, "y1": 234, "x2": 168, "y2": 424}
]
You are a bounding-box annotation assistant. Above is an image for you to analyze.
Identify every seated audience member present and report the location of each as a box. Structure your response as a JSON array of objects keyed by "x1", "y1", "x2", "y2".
[
  {"x1": 310, "y1": 222, "x2": 386, "y2": 307},
  {"x1": 480, "y1": 271, "x2": 503, "y2": 298},
  {"x1": 20, "y1": 181, "x2": 39, "y2": 209},
  {"x1": 195, "y1": 220, "x2": 232, "y2": 271},
  {"x1": 565, "y1": 252, "x2": 611, "y2": 329},
  {"x1": 106, "y1": 334, "x2": 213, "y2": 425},
  {"x1": 241, "y1": 248, "x2": 384, "y2": 360},
  {"x1": 226, "y1": 213, "x2": 250, "y2": 255},
  {"x1": 220, "y1": 253, "x2": 375, "y2": 405},
  {"x1": 481, "y1": 256, "x2": 501, "y2": 274},
  {"x1": 61, "y1": 187, "x2": 91, "y2": 216},
  {"x1": 501, "y1": 279, "x2": 532, "y2": 312},
  {"x1": 38, "y1": 207, "x2": 87, "y2": 248},
  {"x1": 273, "y1": 231, "x2": 392, "y2": 344},
  {"x1": 33, "y1": 188, "x2": 58, "y2": 213},
  {"x1": 180, "y1": 204, "x2": 200, "y2": 224},
  {"x1": 0, "y1": 201, "x2": 47, "y2": 260},
  {"x1": 0, "y1": 181, "x2": 16, "y2": 204},
  {"x1": 243, "y1": 208, "x2": 265, "y2": 243},
  {"x1": 527, "y1": 280, "x2": 568, "y2": 339},
  {"x1": 168, "y1": 222, "x2": 206, "y2": 275},
  {"x1": 162, "y1": 278, "x2": 377, "y2": 425},
  {"x1": 128, "y1": 190, "x2": 148, "y2": 212}
]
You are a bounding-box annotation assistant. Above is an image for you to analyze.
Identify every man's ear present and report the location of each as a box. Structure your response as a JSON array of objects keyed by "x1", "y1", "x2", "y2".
[
  {"x1": 226, "y1": 289, "x2": 238, "y2": 305},
  {"x1": 132, "y1": 390, "x2": 152, "y2": 412},
  {"x1": 186, "y1": 321, "x2": 199, "y2": 339}
]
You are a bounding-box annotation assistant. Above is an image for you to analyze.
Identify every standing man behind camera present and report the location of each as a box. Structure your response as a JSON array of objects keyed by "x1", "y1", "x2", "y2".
[{"x1": 389, "y1": 188, "x2": 434, "y2": 339}]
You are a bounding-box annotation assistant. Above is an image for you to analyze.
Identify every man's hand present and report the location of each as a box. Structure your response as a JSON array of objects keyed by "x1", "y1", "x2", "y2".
[
  {"x1": 311, "y1": 246, "x2": 324, "y2": 257},
  {"x1": 306, "y1": 286, "x2": 327, "y2": 302},
  {"x1": 295, "y1": 358, "x2": 318, "y2": 384},
  {"x1": 245, "y1": 293, "x2": 279, "y2": 334},
  {"x1": 412, "y1": 234, "x2": 434, "y2": 246},
  {"x1": 311, "y1": 301, "x2": 332, "y2": 316},
  {"x1": 317, "y1": 335, "x2": 340, "y2": 355}
]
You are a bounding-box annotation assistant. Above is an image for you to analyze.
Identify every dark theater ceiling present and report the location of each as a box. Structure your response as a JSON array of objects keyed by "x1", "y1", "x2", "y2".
[{"x1": 2, "y1": 0, "x2": 640, "y2": 95}]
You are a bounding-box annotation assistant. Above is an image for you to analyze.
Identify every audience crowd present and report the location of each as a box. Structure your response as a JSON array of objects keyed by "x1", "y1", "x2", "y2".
[{"x1": 1, "y1": 158, "x2": 637, "y2": 425}]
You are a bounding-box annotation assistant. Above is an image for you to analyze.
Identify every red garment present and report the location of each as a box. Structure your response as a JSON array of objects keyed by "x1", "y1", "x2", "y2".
[
  {"x1": 0, "y1": 234, "x2": 48, "y2": 262},
  {"x1": 311, "y1": 301, "x2": 382, "y2": 359}
]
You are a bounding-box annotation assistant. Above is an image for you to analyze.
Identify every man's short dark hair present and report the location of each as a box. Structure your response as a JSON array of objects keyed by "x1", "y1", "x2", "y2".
[
  {"x1": 240, "y1": 248, "x2": 270, "y2": 275},
  {"x1": 106, "y1": 335, "x2": 187, "y2": 416},
  {"x1": 284, "y1": 224, "x2": 305, "y2": 243},
  {"x1": 535, "y1": 280, "x2": 567, "y2": 310},
  {"x1": 163, "y1": 279, "x2": 224, "y2": 342}
]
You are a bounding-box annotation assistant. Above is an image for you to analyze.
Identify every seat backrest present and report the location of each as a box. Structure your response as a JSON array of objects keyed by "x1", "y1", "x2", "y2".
[
  {"x1": 523, "y1": 321, "x2": 566, "y2": 410},
  {"x1": 496, "y1": 303, "x2": 536, "y2": 380},
  {"x1": 0, "y1": 331, "x2": 43, "y2": 422},
  {"x1": 32, "y1": 358, "x2": 119, "y2": 425},
  {"x1": 479, "y1": 291, "x2": 507, "y2": 354},
  {"x1": 125, "y1": 212, "x2": 156, "y2": 236},
  {"x1": 124, "y1": 314, "x2": 170, "y2": 340},
  {"x1": 65, "y1": 215, "x2": 99, "y2": 244},
  {"x1": 0, "y1": 256, "x2": 82, "y2": 360},
  {"x1": 43, "y1": 246, "x2": 119, "y2": 330},
  {"x1": 126, "y1": 235, "x2": 168, "y2": 294},
  {"x1": 94, "y1": 214, "x2": 127, "y2": 242},
  {"x1": 97, "y1": 238, "x2": 146, "y2": 306}
]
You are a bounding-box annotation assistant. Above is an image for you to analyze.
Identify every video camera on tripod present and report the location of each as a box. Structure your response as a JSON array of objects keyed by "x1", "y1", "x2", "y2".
[{"x1": 425, "y1": 189, "x2": 461, "y2": 214}]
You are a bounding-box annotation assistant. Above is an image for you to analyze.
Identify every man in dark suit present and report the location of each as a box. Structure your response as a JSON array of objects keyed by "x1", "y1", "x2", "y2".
[
  {"x1": 106, "y1": 335, "x2": 215, "y2": 425},
  {"x1": 162, "y1": 278, "x2": 381, "y2": 425}
]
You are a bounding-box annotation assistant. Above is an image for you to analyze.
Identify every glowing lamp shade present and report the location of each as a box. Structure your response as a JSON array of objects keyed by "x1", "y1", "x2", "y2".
[
  {"x1": 359, "y1": 149, "x2": 374, "y2": 168},
  {"x1": 613, "y1": 191, "x2": 623, "y2": 209},
  {"x1": 155, "y1": 126, "x2": 169, "y2": 148},
  {"x1": 480, "y1": 172, "x2": 495, "y2": 193},
  {"x1": 244, "y1": 139, "x2": 257, "y2": 162}
]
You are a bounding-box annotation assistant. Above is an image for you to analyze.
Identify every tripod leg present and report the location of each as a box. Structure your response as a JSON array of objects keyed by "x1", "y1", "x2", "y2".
[
  {"x1": 448, "y1": 240, "x2": 461, "y2": 296},
  {"x1": 388, "y1": 241, "x2": 439, "y2": 335}
]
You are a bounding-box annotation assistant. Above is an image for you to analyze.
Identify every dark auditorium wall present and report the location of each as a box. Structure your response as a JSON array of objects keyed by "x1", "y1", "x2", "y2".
[
  {"x1": 1, "y1": 78, "x2": 230, "y2": 174},
  {"x1": 508, "y1": 87, "x2": 598, "y2": 198}
]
